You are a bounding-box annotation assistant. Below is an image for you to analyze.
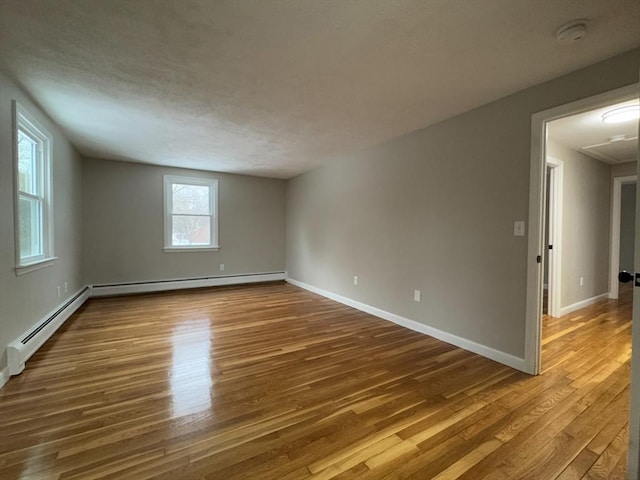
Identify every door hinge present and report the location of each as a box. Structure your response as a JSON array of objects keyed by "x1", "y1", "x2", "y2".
[{"x1": 536, "y1": 255, "x2": 541, "y2": 264}]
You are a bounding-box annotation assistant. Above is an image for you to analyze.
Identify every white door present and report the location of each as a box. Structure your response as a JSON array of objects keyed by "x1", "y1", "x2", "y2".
[
  {"x1": 545, "y1": 159, "x2": 563, "y2": 318},
  {"x1": 628, "y1": 93, "x2": 640, "y2": 480}
]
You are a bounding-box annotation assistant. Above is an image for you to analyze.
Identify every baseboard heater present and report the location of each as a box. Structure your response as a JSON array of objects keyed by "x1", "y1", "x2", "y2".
[
  {"x1": 6, "y1": 272, "x2": 285, "y2": 377},
  {"x1": 7, "y1": 286, "x2": 91, "y2": 376},
  {"x1": 90, "y1": 271, "x2": 286, "y2": 297}
]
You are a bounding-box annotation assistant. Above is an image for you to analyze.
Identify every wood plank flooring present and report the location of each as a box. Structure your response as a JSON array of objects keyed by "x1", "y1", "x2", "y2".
[{"x1": 0, "y1": 281, "x2": 632, "y2": 479}]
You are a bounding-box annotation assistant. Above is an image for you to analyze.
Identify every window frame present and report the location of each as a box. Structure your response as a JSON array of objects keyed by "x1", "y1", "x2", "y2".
[
  {"x1": 163, "y1": 175, "x2": 219, "y2": 252},
  {"x1": 13, "y1": 101, "x2": 55, "y2": 275}
]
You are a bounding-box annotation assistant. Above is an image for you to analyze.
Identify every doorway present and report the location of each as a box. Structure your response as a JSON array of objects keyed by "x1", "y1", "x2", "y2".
[
  {"x1": 611, "y1": 175, "x2": 638, "y2": 300},
  {"x1": 525, "y1": 84, "x2": 639, "y2": 375},
  {"x1": 525, "y1": 83, "x2": 639, "y2": 477}
]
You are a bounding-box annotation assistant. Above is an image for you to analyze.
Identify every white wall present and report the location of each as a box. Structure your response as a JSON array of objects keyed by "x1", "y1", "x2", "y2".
[
  {"x1": 0, "y1": 70, "x2": 83, "y2": 378},
  {"x1": 547, "y1": 140, "x2": 611, "y2": 310},
  {"x1": 82, "y1": 158, "x2": 286, "y2": 285},
  {"x1": 287, "y1": 50, "x2": 639, "y2": 360}
]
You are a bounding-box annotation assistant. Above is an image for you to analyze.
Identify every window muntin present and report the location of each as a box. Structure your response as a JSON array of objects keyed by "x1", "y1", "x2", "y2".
[
  {"x1": 15, "y1": 103, "x2": 53, "y2": 267},
  {"x1": 164, "y1": 176, "x2": 218, "y2": 250}
]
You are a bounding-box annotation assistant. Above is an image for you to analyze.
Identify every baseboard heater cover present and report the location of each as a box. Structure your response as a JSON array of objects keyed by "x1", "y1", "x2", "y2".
[
  {"x1": 7, "y1": 286, "x2": 91, "y2": 376},
  {"x1": 90, "y1": 271, "x2": 287, "y2": 297}
]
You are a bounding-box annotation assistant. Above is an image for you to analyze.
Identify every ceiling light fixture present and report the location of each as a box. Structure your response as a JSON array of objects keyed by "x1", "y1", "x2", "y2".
[
  {"x1": 556, "y1": 19, "x2": 589, "y2": 45},
  {"x1": 602, "y1": 105, "x2": 640, "y2": 124}
]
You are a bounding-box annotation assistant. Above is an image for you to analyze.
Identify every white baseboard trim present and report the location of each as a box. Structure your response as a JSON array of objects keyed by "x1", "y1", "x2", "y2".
[
  {"x1": 7, "y1": 286, "x2": 91, "y2": 377},
  {"x1": 0, "y1": 366, "x2": 10, "y2": 389},
  {"x1": 559, "y1": 292, "x2": 610, "y2": 316},
  {"x1": 1, "y1": 273, "x2": 287, "y2": 388},
  {"x1": 286, "y1": 277, "x2": 527, "y2": 373},
  {"x1": 91, "y1": 272, "x2": 287, "y2": 297}
]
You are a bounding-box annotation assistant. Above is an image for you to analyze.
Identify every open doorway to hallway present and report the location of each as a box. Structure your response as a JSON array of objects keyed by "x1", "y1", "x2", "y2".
[
  {"x1": 540, "y1": 97, "x2": 638, "y2": 371},
  {"x1": 525, "y1": 84, "x2": 639, "y2": 476}
]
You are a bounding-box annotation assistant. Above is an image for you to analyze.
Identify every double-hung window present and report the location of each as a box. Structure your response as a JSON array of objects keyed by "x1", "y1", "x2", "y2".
[
  {"x1": 163, "y1": 175, "x2": 218, "y2": 251},
  {"x1": 14, "y1": 102, "x2": 54, "y2": 272}
]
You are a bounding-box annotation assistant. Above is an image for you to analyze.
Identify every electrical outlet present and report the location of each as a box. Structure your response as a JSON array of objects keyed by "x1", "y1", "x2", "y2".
[
  {"x1": 414, "y1": 290, "x2": 421, "y2": 302},
  {"x1": 514, "y1": 221, "x2": 526, "y2": 237},
  {"x1": 579, "y1": 277, "x2": 584, "y2": 287},
  {"x1": 56, "y1": 286, "x2": 61, "y2": 298},
  {"x1": 220, "y1": 264, "x2": 225, "y2": 271},
  {"x1": 353, "y1": 276, "x2": 359, "y2": 286},
  {"x1": 64, "y1": 282, "x2": 68, "y2": 293}
]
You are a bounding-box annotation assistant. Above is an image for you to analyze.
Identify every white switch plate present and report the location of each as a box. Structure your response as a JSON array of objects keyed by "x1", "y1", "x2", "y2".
[
  {"x1": 514, "y1": 221, "x2": 526, "y2": 237},
  {"x1": 353, "y1": 276, "x2": 359, "y2": 286},
  {"x1": 414, "y1": 290, "x2": 421, "y2": 302}
]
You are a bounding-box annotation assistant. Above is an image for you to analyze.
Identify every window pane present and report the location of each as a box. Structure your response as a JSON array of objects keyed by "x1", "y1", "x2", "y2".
[
  {"x1": 171, "y1": 215, "x2": 211, "y2": 246},
  {"x1": 172, "y1": 184, "x2": 210, "y2": 215},
  {"x1": 18, "y1": 130, "x2": 38, "y2": 194},
  {"x1": 19, "y1": 195, "x2": 42, "y2": 259}
]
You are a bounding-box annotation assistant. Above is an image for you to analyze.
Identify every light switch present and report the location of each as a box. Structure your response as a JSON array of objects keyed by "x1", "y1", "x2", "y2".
[{"x1": 514, "y1": 221, "x2": 525, "y2": 237}]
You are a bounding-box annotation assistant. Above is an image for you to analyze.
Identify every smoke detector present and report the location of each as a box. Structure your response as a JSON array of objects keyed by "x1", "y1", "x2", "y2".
[{"x1": 556, "y1": 19, "x2": 589, "y2": 45}]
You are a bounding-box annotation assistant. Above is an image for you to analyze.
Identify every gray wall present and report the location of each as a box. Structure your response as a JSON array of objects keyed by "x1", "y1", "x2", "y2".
[
  {"x1": 547, "y1": 141, "x2": 611, "y2": 309},
  {"x1": 611, "y1": 160, "x2": 637, "y2": 178},
  {"x1": 0, "y1": 70, "x2": 83, "y2": 373},
  {"x1": 286, "y1": 50, "x2": 639, "y2": 359},
  {"x1": 82, "y1": 158, "x2": 286, "y2": 285},
  {"x1": 620, "y1": 183, "x2": 636, "y2": 274}
]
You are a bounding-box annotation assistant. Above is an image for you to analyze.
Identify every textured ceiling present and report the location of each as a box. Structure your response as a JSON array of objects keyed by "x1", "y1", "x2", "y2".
[
  {"x1": 0, "y1": 0, "x2": 639, "y2": 178},
  {"x1": 548, "y1": 99, "x2": 639, "y2": 164}
]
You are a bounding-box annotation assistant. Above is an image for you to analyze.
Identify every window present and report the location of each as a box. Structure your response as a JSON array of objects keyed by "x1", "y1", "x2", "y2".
[
  {"x1": 14, "y1": 102, "x2": 54, "y2": 273},
  {"x1": 164, "y1": 175, "x2": 218, "y2": 251}
]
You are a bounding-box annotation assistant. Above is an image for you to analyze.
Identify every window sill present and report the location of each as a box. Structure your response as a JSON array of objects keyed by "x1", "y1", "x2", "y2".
[
  {"x1": 164, "y1": 246, "x2": 220, "y2": 253},
  {"x1": 15, "y1": 257, "x2": 58, "y2": 276}
]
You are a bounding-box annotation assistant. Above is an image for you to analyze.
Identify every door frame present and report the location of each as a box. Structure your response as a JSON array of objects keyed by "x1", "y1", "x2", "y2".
[
  {"x1": 610, "y1": 174, "x2": 637, "y2": 300},
  {"x1": 524, "y1": 82, "x2": 639, "y2": 376},
  {"x1": 526, "y1": 82, "x2": 640, "y2": 477},
  {"x1": 545, "y1": 157, "x2": 563, "y2": 318}
]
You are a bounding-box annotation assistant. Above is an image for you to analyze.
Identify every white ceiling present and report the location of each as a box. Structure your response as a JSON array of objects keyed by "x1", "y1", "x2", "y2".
[
  {"x1": 0, "y1": 1, "x2": 639, "y2": 179},
  {"x1": 548, "y1": 99, "x2": 639, "y2": 164}
]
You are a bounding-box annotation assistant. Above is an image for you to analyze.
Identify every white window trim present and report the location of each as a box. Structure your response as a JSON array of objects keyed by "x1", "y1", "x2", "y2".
[
  {"x1": 13, "y1": 101, "x2": 55, "y2": 274},
  {"x1": 163, "y1": 175, "x2": 219, "y2": 251},
  {"x1": 15, "y1": 257, "x2": 58, "y2": 276}
]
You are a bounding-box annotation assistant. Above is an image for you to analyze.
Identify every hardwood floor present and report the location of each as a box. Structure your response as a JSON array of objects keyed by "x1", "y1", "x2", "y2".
[{"x1": 0, "y1": 282, "x2": 632, "y2": 479}]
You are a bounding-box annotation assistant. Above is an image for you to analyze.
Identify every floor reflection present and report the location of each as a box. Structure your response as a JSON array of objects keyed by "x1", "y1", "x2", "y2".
[{"x1": 170, "y1": 318, "x2": 212, "y2": 417}]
